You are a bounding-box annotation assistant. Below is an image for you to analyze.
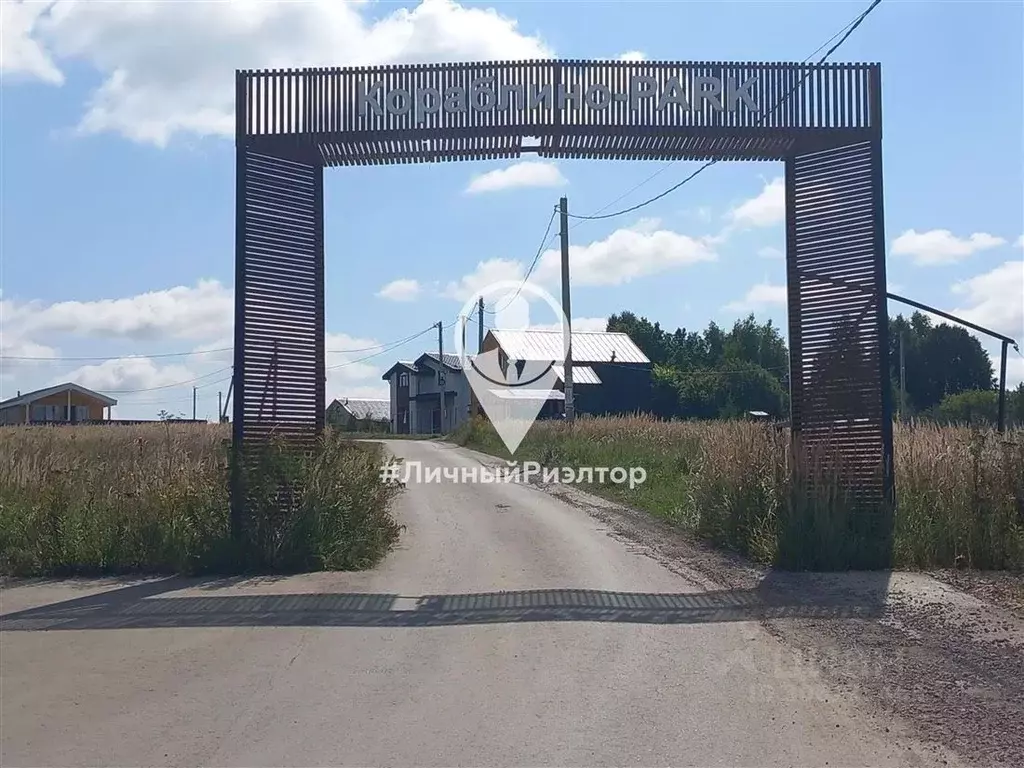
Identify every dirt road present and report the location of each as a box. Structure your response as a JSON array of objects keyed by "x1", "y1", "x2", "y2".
[{"x1": 2, "y1": 439, "x2": 1018, "y2": 767}]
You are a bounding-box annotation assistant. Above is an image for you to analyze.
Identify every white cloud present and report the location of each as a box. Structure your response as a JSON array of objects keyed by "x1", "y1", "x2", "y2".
[
  {"x1": 56, "y1": 357, "x2": 197, "y2": 393},
  {"x1": 187, "y1": 337, "x2": 234, "y2": 367},
  {"x1": 890, "y1": 229, "x2": 1006, "y2": 266},
  {"x1": 618, "y1": 51, "x2": 646, "y2": 61},
  {"x1": 465, "y1": 161, "x2": 567, "y2": 194},
  {"x1": 0, "y1": 280, "x2": 231, "y2": 401},
  {"x1": 326, "y1": 331, "x2": 390, "y2": 399},
  {"x1": 950, "y1": 260, "x2": 1024, "y2": 340},
  {"x1": 727, "y1": 177, "x2": 784, "y2": 228},
  {"x1": 3, "y1": 279, "x2": 232, "y2": 342},
  {"x1": 0, "y1": 0, "x2": 63, "y2": 84},
  {"x1": 442, "y1": 258, "x2": 526, "y2": 302},
  {"x1": 377, "y1": 278, "x2": 422, "y2": 302},
  {"x1": 723, "y1": 283, "x2": 788, "y2": 313},
  {"x1": 444, "y1": 220, "x2": 717, "y2": 303},
  {"x1": 0, "y1": 333, "x2": 60, "y2": 382},
  {"x1": 534, "y1": 220, "x2": 717, "y2": 287},
  {"x1": 1016, "y1": 235, "x2": 1024, "y2": 248},
  {"x1": 757, "y1": 246, "x2": 784, "y2": 260},
  {"x1": 0, "y1": 279, "x2": 392, "y2": 413},
  {"x1": 14, "y1": 0, "x2": 552, "y2": 146}
]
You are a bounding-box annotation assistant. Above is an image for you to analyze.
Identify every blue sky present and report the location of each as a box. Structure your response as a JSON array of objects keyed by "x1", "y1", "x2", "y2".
[{"x1": 1, "y1": 0, "x2": 1022, "y2": 420}]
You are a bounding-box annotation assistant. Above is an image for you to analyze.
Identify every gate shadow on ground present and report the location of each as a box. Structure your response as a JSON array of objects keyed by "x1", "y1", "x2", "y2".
[{"x1": 0, "y1": 570, "x2": 893, "y2": 632}]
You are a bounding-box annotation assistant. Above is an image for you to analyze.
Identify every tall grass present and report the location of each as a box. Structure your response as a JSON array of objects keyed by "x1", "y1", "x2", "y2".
[
  {"x1": 454, "y1": 415, "x2": 1024, "y2": 571},
  {"x1": 0, "y1": 424, "x2": 403, "y2": 576}
]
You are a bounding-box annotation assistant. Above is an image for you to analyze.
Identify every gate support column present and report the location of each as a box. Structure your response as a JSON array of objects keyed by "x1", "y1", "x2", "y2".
[
  {"x1": 231, "y1": 141, "x2": 325, "y2": 536},
  {"x1": 784, "y1": 134, "x2": 894, "y2": 568}
]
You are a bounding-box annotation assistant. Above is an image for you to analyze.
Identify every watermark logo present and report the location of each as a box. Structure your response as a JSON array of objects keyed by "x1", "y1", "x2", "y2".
[
  {"x1": 380, "y1": 460, "x2": 648, "y2": 489},
  {"x1": 454, "y1": 280, "x2": 570, "y2": 455}
]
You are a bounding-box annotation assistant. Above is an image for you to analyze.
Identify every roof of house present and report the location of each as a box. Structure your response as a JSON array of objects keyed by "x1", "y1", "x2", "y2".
[
  {"x1": 488, "y1": 329, "x2": 651, "y2": 365},
  {"x1": 380, "y1": 361, "x2": 419, "y2": 380},
  {"x1": 416, "y1": 352, "x2": 464, "y2": 371},
  {"x1": 329, "y1": 398, "x2": 390, "y2": 421},
  {"x1": 0, "y1": 382, "x2": 118, "y2": 410},
  {"x1": 552, "y1": 364, "x2": 602, "y2": 385}
]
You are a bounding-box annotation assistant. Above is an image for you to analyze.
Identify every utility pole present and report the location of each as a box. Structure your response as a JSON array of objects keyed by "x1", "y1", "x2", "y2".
[
  {"x1": 559, "y1": 196, "x2": 574, "y2": 423},
  {"x1": 998, "y1": 339, "x2": 1009, "y2": 433},
  {"x1": 478, "y1": 296, "x2": 484, "y2": 354},
  {"x1": 218, "y1": 391, "x2": 223, "y2": 423},
  {"x1": 899, "y1": 331, "x2": 906, "y2": 421},
  {"x1": 193, "y1": 386, "x2": 197, "y2": 421},
  {"x1": 437, "y1": 320, "x2": 445, "y2": 435}
]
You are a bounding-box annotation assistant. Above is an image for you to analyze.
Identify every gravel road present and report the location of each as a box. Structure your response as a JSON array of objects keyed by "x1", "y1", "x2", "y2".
[{"x1": 2, "y1": 438, "x2": 1017, "y2": 767}]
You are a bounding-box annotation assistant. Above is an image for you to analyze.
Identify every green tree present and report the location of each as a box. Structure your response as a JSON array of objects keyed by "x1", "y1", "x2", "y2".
[
  {"x1": 607, "y1": 311, "x2": 791, "y2": 420},
  {"x1": 607, "y1": 311, "x2": 671, "y2": 364},
  {"x1": 650, "y1": 365, "x2": 684, "y2": 418},
  {"x1": 673, "y1": 368, "x2": 721, "y2": 420},
  {"x1": 890, "y1": 311, "x2": 994, "y2": 413},
  {"x1": 716, "y1": 360, "x2": 787, "y2": 419},
  {"x1": 722, "y1": 315, "x2": 789, "y2": 384}
]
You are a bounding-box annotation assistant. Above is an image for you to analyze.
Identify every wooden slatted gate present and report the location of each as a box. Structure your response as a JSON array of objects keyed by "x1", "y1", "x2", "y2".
[{"x1": 232, "y1": 60, "x2": 895, "y2": 563}]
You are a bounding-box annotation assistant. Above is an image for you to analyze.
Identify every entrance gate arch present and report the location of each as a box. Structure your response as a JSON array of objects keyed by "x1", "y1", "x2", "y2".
[{"x1": 232, "y1": 59, "x2": 894, "y2": 545}]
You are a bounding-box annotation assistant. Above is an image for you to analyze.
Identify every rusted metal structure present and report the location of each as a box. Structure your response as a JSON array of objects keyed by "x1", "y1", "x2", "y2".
[{"x1": 232, "y1": 60, "x2": 893, "y2": 526}]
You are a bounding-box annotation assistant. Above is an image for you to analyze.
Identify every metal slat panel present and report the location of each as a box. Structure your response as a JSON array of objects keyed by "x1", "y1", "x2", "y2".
[
  {"x1": 234, "y1": 149, "x2": 323, "y2": 454},
  {"x1": 239, "y1": 60, "x2": 877, "y2": 166},
  {"x1": 786, "y1": 139, "x2": 890, "y2": 504}
]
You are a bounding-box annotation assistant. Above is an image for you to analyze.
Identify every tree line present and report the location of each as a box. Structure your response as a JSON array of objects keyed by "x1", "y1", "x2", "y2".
[{"x1": 606, "y1": 310, "x2": 1024, "y2": 426}]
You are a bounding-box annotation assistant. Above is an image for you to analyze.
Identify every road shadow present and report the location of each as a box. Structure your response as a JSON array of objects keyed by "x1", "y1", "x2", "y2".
[{"x1": 0, "y1": 569, "x2": 893, "y2": 632}]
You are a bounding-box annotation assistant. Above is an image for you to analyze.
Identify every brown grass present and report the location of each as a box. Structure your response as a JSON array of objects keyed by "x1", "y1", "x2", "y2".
[
  {"x1": 454, "y1": 416, "x2": 1024, "y2": 571},
  {"x1": 0, "y1": 423, "x2": 403, "y2": 576}
]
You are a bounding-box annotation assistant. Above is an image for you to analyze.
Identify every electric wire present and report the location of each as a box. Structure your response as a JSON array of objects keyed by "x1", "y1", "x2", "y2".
[
  {"x1": 565, "y1": 0, "x2": 884, "y2": 225},
  {"x1": 484, "y1": 205, "x2": 559, "y2": 315},
  {"x1": 0, "y1": 333, "x2": 450, "y2": 363}
]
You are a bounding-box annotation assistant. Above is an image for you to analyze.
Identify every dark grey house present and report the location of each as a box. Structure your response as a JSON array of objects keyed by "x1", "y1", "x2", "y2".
[
  {"x1": 381, "y1": 353, "x2": 472, "y2": 435},
  {"x1": 479, "y1": 329, "x2": 652, "y2": 417}
]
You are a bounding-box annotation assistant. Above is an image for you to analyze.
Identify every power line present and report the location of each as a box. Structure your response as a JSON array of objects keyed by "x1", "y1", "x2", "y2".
[
  {"x1": 0, "y1": 347, "x2": 234, "y2": 362},
  {"x1": 68, "y1": 322, "x2": 453, "y2": 398},
  {"x1": 114, "y1": 380, "x2": 233, "y2": 405},
  {"x1": 485, "y1": 205, "x2": 559, "y2": 315},
  {"x1": 566, "y1": 0, "x2": 884, "y2": 225},
  {"x1": 326, "y1": 319, "x2": 458, "y2": 370},
  {"x1": 3, "y1": 317, "x2": 460, "y2": 401},
  {"x1": 0, "y1": 335, "x2": 445, "y2": 363},
  {"x1": 102, "y1": 366, "x2": 233, "y2": 394}
]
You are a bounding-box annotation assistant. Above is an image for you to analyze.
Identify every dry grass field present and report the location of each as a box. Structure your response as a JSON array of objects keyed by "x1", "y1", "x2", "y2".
[
  {"x1": 455, "y1": 416, "x2": 1024, "y2": 571},
  {"x1": 0, "y1": 423, "x2": 402, "y2": 576},
  {"x1": 2, "y1": 417, "x2": 1021, "y2": 575}
]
